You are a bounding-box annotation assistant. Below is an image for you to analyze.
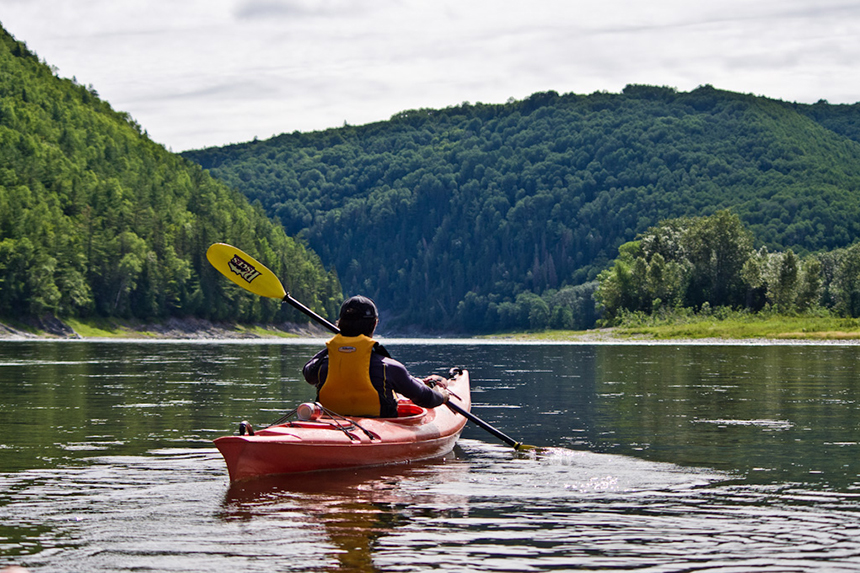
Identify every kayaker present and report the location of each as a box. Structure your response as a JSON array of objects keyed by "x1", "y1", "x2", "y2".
[{"x1": 302, "y1": 295, "x2": 450, "y2": 417}]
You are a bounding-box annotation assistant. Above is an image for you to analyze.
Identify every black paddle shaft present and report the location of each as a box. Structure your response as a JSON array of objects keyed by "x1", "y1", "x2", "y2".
[
  {"x1": 445, "y1": 400, "x2": 525, "y2": 450},
  {"x1": 283, "y1": 293, "x2": 339, "y2": 334}
]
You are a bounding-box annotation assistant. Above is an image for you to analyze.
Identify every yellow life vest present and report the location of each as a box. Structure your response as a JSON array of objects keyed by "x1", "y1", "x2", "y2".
[{"x1": 318, "y1": 334, "x2": 381, "y2": 417}]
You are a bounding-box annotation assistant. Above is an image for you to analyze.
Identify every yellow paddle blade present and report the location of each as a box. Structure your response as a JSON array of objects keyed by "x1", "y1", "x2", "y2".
[{"x1": 206, "y1": 243, "x2": 287, "y2": 299}]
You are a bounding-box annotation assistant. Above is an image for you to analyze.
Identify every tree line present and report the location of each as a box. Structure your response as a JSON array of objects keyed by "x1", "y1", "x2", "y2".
[
  {"x1": 596, "y1": 210, "x2": 860, "y2": 322},
  {"x1": 186, "y1": 85, "x2": 860, "y2": 332},
  {"x1": 7, "y1": 14, "x2": 860, "y2": 334},
  {"x1": 0, "y1": 25, "x2": 341, "y2": 326}
]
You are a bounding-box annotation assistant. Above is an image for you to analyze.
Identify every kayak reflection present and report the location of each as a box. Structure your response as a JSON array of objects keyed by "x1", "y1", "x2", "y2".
[{"x1": 219, "y1": 452, "x2": 470, "y2": 572}]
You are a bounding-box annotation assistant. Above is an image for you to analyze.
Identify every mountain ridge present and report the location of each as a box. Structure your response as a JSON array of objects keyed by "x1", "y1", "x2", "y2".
[{"x1": 184, "y1": 85, "x2": 860, "y2": 331}]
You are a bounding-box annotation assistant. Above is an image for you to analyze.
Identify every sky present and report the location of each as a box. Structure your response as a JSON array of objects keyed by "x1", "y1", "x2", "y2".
[{"x1": 1, "y1": 0, "x2": 859, "y2": 152}]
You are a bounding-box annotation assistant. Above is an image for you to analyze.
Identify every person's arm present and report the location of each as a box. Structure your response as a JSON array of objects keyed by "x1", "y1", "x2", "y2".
[
  {"x1": 380, "y1": 357, "x2": 448, "y2": 408},
  {"x1": 302, "y1": 348, "x2": 328, "y2": 388}
]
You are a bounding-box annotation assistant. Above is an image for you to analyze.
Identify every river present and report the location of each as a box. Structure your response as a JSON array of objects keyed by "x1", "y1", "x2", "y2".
[{"x1": 1, "y1": 339, "x2": 859, "y2": 571}]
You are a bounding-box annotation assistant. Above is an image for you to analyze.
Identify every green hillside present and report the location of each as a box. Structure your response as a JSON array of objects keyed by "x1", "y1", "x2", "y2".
[
  {"x1": 0, "y1": 26, "x2": 341, "y2": 325},
  {"x1": 184, "y1": 85, "x2": 860, "y2": 332},
  {"x1": 795, "y1": 99, "x2": 860, "y2": 144}
]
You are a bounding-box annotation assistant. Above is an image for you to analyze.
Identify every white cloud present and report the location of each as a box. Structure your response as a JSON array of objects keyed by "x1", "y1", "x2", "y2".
[
  {"x1": 1, "y1": 0, "x2": 858, "y2": 150},
  {"x1": 233, "y1": 0, "x2": 371, "y2": 20}
]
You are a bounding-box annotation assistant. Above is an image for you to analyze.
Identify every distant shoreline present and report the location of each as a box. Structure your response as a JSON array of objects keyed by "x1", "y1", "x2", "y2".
[
  {"x1": 0, "y1": 316, "x2": 329, "y2": 340},
  {"x1": 486, "y1": 330, "x2": 860, "y2": 346},
  {"x1": 3, "y1": 315, "x2": 860, "y2": 345}
]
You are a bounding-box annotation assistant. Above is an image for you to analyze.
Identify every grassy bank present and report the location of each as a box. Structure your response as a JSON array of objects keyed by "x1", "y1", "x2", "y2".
[
  {"x1": 77, "y1": 318, "x2": 310, "y2": 339},
  {"x1": 491, "y1": 312, "x2": 860, "y2": 342},
  {"x1": 0, "y1": 316, "x2": 314, "y2": 339},
  {"x1": 614, "y1": 315, "x2": 860, "y2": 340},
  {"x1": 67, "y1": 317, "x2": 313, "y2": 339}
]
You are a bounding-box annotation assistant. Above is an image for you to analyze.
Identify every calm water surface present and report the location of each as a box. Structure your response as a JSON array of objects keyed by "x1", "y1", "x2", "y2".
[{"x1": 1, "y1": 339, "x2": 860, "y2": 572}]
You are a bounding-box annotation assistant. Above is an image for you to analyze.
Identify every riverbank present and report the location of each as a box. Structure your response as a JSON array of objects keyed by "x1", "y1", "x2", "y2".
[
  {"x1": 4, "y1": 314, "x2": 860, "y2": 343},
  {"x1": 0, "y1": 315, "x2": 329, "y2": 340},
  {"x1": 489, "y1": 314, "x2": 860, "y2": 344}
]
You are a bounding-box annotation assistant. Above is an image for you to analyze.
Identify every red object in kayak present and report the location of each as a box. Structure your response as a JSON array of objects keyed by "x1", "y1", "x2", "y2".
[{"x1": 214, "y1": 369, "x2": 471, "y2": 481}]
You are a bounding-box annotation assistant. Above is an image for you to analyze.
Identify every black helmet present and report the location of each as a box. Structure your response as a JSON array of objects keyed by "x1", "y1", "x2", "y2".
[
  {"x1": 339, "y1": 295, "x2": 378, "y2": 320},
  {"x1": 338, "y1": 296, "x2": 378, "y2": 336}
]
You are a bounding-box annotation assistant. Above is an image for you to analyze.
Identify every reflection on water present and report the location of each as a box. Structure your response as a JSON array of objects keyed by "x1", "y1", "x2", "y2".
[
  {"x1": 2, "y1": 340, "x2": 860, "y2": 571},
  {"x1": 222, "y1": 454, "x2": 469, "y2": 572}
]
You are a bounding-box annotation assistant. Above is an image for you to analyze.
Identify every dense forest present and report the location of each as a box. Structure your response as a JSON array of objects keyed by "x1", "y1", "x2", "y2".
[
  {"x1": 0, "y1": 25, "x2": 341, "y2": 326},
  {"x1": 185, "y1": 85, "x2": 860, "y2": 332},
  {"x1": 6, "y1": 16, "x2": 860, "y2": 334},
  {"x1": 594, "y1": 210, "x2": 860, "y2": 323}
]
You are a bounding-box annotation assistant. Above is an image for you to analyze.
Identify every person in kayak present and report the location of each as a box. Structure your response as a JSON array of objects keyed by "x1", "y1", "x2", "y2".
[{"x1": 302, "y1": 295, "x2": 450, "y2": 417}]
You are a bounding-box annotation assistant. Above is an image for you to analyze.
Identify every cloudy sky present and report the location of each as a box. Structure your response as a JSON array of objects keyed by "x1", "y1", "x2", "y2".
[{"x1": 2, "y1": 0, "x2": 859, "y2": 151}]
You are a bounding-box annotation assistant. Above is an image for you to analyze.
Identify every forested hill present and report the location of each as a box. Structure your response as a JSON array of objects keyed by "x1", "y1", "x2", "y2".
[
  {"x1": 183, "y1": 84, "x2": 860, "y2": 332},
  {"x1": 0, "y1": 25, "x2": 341, "y2": 325}
]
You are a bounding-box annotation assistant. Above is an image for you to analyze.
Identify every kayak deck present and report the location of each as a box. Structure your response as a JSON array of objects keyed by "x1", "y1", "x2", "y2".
[{"x1": 214, "y1": 368, "x2": 471, "y2": 481}]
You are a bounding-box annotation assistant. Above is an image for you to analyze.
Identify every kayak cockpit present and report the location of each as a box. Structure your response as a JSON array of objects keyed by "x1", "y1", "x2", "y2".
[{"x1": 251, "y1": 401, "x2": 429, "y2": 439}]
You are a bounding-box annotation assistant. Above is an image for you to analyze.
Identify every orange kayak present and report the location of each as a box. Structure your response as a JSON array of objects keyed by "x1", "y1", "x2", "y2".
[{"x1": 214, "y1": 368, "x2": 471, "y2": 481}]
